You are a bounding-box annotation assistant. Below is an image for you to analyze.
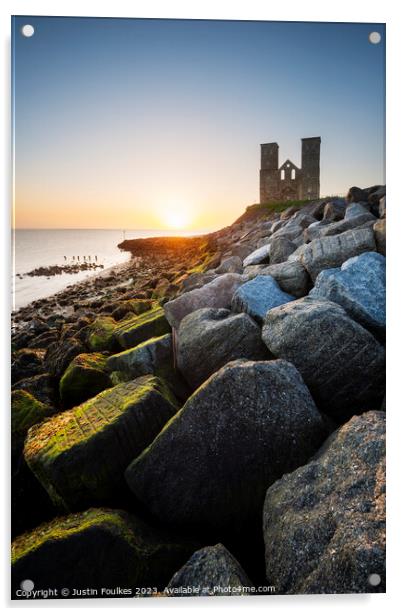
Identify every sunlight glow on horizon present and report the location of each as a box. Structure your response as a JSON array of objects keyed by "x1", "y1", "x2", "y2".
[{"x1": 13, "y1": 18, "x2": 385, "y2": 231}]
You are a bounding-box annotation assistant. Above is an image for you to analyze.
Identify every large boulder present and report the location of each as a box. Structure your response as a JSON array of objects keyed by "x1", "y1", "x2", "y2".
[
  {"x1": 243, "y1": 244, "x2": 270, "y2": 267},
  {"x1": 11, "y1": 390, "x2": 54, "y2": 459},
  {"x1": 59, "y1": 352, "x2": 112, "y2": 407},
  {"x1": 262, "y1": 298, "x2": 385, "y2": 420},
  {"x1": 263, "y1": 411, "x2": 385, "y2": 594},
  {"x1": 374, "y1": 219, "x2": 386, "y2": 255},
  {"x1": 166, "y1": 544, "x2": 252, "y2": 596},
  {"x1": 309, "y1": 252, "x2": 385, "y2": 338},
  {"x1": 164, "y1": 274, "x2": 244, "y2": 330},
  {"x1": 322, "y1": 199, "x2": 346, "y2": 222},
  {"x1": 245, "y1": 261, "x2": 309, "y2": 298},
  {"x1": 344, "y1": 202, "x2": 371, "y2": 219},
  {"x1": 12, "y1": 373, "x2": 57, "y2": 406},
  {"x1": 24, "y1": 376, "x2": 179, "y2": 510},
  {"x1": 12, "y1": 349, "x2": 46, "y2": 384},
  {"x1": 215, "y1": 256, "x2": 243, "y2": 274},
  {"x1": 125, "y1": 359, "x2": 326, "y2": 535},
  {"x1": 232, "y1": 276, "x2": 295, "y2": 323},
  {"x1": 113, "y1": 305, "x2": 170, "y2": 350},
  {"x1": 11, "y1": 508, "x2": 197, "y2": 596},
  {"x1": 305, "y1": 213, "x2": 375, "y2": 242},
  {"x1": 269, "y1": 237, "x2": 296, "y2": 264},
  {"x1": 300, "y1": 227, "x2": 377, "y2": 281},
  {"x1": 177, "y1": 308, "x2": 268, "y2": 389},
  {"x1": 86, "y1": 316, "x2": 117, "y2": 352},
  {"x1": 107, "y1": 334, "x2": 173, "y2": 378}
]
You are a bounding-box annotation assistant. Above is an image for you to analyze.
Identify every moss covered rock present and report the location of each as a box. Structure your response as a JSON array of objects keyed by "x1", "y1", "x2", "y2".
[
  {"x1": 24, "y1": 376, "x2": 179, "y2": 510},
  {"x1": 59, "y1": 352, "x2": 112, "y2": 407},
  {"x1": 11, "y1": 390, "x2": 54, "y2": 458},
  {"x1": 87, "y1": 316, "x2": 117, "y2": 352},
  {"x1": 111, "y1": 298, "x2": 155, "y2": 321},
  {"x1": 106, "y1": 334, "x2": 173, "y2": 379},
  {"x1": 113, "y1": 306, "x2": 170, "y2": 350},
  {"x1": 11, "y1": 508, "x2": 198, "y2": 596}
]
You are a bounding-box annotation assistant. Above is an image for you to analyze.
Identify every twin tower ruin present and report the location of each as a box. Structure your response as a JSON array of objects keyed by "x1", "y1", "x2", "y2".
[{"x1": 259, "y1": 137, "x2": 321, "y2": 203}]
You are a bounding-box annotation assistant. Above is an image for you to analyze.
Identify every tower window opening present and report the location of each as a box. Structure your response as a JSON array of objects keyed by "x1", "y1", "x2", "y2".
[
  {"x1": 281, "y1": 169, "x2": 285, "y2": 180},
  {"x1": 291, "y1": 169, "x2": 296, "y2": 180}
]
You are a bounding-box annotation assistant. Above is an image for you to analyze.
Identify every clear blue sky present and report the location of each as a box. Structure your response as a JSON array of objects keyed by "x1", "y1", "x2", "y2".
[{"x1": 12, "y1": 17, "x2": 385, "y2": 230}]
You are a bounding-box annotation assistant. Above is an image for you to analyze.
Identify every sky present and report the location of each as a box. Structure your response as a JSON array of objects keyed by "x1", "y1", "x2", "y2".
[{"x1": 12, "y1": 17, "x2": 385, "y2": 231}]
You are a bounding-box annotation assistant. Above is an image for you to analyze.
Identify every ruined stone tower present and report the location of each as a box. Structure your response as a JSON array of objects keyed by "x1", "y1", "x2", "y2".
[{"x1": 259, "y1": 137, "x2": 321, "y2": 203}]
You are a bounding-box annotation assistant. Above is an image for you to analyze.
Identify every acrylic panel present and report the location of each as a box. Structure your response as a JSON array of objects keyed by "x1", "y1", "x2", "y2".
[{"x1": 11, "y1": 16, "x2": 386, "y2": 600}]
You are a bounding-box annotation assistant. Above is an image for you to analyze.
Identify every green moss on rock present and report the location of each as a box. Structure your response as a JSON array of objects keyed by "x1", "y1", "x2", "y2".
[
  {"x1": 24, "y1": 376, "x2": 179, "y2": 510},
  {"x1": 113, "y1": 305, "x2": 171, "y2": 350},
  {"x1": 87, "y1": 316, "x2": 117, "y2": 352},
  {"x1": 11, "y1": 507, "x2": 198, "y2": 594},
  {"x1": 59, "y1": 352, "x2": 112, "y2": 407},
  {"x1": 11, "y1": 390, "x2": 54, "y2": 457}
]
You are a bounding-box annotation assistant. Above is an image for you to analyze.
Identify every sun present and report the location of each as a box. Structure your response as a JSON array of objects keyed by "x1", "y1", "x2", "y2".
[{"x1": 162, "y1": 204, "x2": 191, "y2": 230}]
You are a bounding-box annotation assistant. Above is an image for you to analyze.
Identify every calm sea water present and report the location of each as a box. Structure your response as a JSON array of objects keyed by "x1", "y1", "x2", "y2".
[{"x1": 12, "y1": 228, "x2": 201, "y2": 310}]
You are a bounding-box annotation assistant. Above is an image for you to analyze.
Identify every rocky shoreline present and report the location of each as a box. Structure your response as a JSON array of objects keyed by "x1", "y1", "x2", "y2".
[{"x1": 11, "y1": 184, "x2": 386, "y2": 597}]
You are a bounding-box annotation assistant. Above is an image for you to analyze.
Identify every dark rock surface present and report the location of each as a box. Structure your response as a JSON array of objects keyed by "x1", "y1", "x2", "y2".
[
  {"x1": 262, "y1": 297, "x2": 385, "y2": 420},
  {"x1": 263, "y1": 411, "x2": 385, "y2": 594},
  {"x1": 125, "y1": 359, "x2": 326, "y2": 535},
  {"x1": 107, "y1": 334, "x2": 173, "y2": 378},
  {"x1": 215, "y1": 256, "x2": 243, "y2": 274},
  {"x1": 44, "y1": 337, "x2": 86, "y2": 378},
  {"x1": 24, "y1": 376, "x2": 179, "y2": 510},
  {"x1": 12, "y1": 508, "x2": 197, "y2": 596},
  {"x1": 177, "y1": 308, "x2": 268, "y2": 389},
  {"x1": 232, "y1": 275, "x2": 295, "y2": 323},
  {"x1": 166, "y1": 543, "x2": 253, "y2": 596},
  {"x1": 309, "y1": 252, "x2": 385, "y2": 338}
]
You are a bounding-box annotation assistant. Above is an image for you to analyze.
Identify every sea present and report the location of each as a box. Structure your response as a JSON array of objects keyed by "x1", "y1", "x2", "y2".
[{"x1": 12, "y1": 228, "x2": 203, "y2": 310}]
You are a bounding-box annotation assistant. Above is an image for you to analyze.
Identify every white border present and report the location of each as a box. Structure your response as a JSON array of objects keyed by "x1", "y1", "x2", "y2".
[{"x1": 1, "y1": 1, "x2": 401, "y2": 614}]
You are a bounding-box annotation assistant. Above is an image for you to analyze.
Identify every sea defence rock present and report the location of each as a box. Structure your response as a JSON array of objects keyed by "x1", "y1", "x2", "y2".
[
  {"x1": 374, "y1": 219, "x2": 386, "y2": 255},
  {"x1": 344, "y1": 202, "x2": 371, "y2": 219},
  {"x1": 322, "y1": 199, "x2": 346, "y2": 222},
  {"x1": 269, "y1": 237, "x2": 297, "y2": 265},
  {"x1": 309, "y1": 252, "x2": 385, "y2": 337},
  {"x1": 262, "y1": 298, "x2": 385, "y2": 420},
  {"x1": 300, "y1": 227, "x2": 377, "y2": 281},
  {"x1": 263, "y1": 411, "x2": 385, "y2": 594},
  {"x1": 11, "y1": 508, "x2": 197, "y2": 595},
  {"x1": 166, "y1": 544, "x2": 252, "y2": 596},
  {"x1": 113, "y1": 305, "x2": 170, "y2": 350},
  {"x1": 12, "y1": 348, "x2": 46, "y2": 384},
  {"x1": 232, "y1": 276, "x2": 295, "y2": 323},
  {"x1": 251, "y1": 261, "x2": 310, "y2": 298},
  {"x1": 125, "y1": 359, "x2": 326, "y2": 535},
  {"x1": 305, "y1": 213, "x2": 375, "y2": 242},
  {"x1": 176, "y1": 309, "x2": 268, "y2": 389},
  {"x1": 110, "y1": 298, "x2": 155, "y2": 321},
  {"x1": 12, "y1": 373, "x2": 57, "y2": 406},
  {"x1": 24, "y1": 376, "x2": 179, "y2": 510},
  {"x1": 164, "y1": 274, "x2": 244, "y2": 330},
  {"x1": 59, "y1": 352, "x2": 112, "y2": 407},
  {"x1": 107, "y1": 334, "x2": 173, "y2": 379},
  {"x1": 86, "y1": 316, "x2": 117, "y2": 352},
  {"x1": 243, "y1": 244, "x2": 270, "y2": 267},
  {"x1": 11, "y1": 390, "x2": 54, "y2": 458},
  {"x1": 215, "y1": 256, "x2": 243, "y2": 274}
]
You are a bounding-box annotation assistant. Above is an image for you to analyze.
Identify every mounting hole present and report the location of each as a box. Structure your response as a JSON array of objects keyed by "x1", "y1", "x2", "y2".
[
  {"x1": 20, "y1": 579, "x2": 34, "y2": 592},
  {"x1": 21, "y1": 24, "x2": 35, "y2": 38},
  {"x1": 368, "y1": 573, "x2": 381, "y2": 587},
  {"x1": 369, "y1": 32, "x2": 381, "y2": 45}
]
